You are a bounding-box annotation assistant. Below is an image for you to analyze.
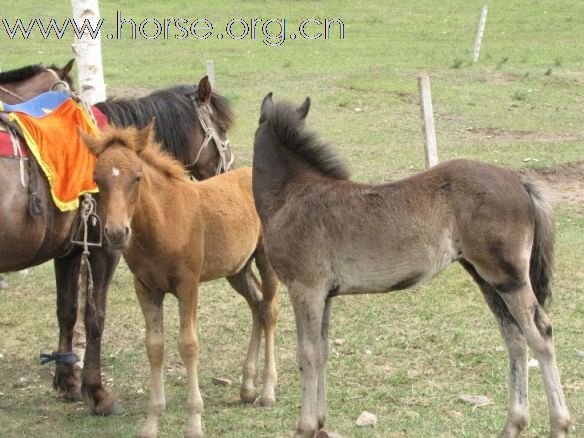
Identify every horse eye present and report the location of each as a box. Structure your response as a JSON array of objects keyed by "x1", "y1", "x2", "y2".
[{"x1": 133, "y1": 174, "x2": 142, "y2": 183}]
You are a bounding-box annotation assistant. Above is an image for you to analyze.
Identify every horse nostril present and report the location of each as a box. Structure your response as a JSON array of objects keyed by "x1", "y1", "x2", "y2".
[{"x1": 124, "y1": 226, "x2": 131, "y2": 238}]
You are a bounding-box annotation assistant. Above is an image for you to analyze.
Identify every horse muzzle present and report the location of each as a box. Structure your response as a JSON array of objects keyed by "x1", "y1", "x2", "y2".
[{"x1": 103, "y1": 224, "x2": 132, "y2": 250}]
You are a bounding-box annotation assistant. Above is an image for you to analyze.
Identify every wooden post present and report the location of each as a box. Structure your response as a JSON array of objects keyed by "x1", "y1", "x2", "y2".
[
  {"x1": 472, "y1": 6, "x2": 488, "y2": 64},
  {"x1": 417, "y1": 74, "x2": 438, "y2": 168},
  {"x1": 71, "y1": 0, "x2": 106, "y2": 104},
  {"x1": 206, "y1": 60, "x2": 215, "y2": 88}
]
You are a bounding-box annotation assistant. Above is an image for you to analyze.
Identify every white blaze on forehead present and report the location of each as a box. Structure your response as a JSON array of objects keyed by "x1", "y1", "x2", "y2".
[{"x1": 112, "y1": 167, "x2": 120, "y2": 177}]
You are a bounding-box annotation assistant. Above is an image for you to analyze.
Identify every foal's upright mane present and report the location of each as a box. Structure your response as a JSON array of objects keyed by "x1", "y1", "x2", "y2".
[
  {"x1": 264, "y1": 102, "x2": 350, "y2": 180},
  {"x1": 98, "y1": 126, "x2": 188, "y2": 182}
]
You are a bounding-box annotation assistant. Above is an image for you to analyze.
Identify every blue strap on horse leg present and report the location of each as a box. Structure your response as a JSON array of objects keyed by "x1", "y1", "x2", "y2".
[{"x1": 39, "y1": 351, "x2": 79, "y2": 365}]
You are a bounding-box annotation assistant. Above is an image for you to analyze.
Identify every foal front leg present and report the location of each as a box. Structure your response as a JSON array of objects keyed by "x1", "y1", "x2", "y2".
[
  {"x1": 177, "y1": 281, "x2": 204, "y2": 438},
  {"x1": 290, "y1": 284, "x2": 328, "y2": 437},
  {"x1": 135, "y1": 279, "x2": 166, "y2": 438}
]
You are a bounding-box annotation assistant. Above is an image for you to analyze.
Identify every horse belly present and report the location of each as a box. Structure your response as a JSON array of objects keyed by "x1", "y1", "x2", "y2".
[
  {"x1": 336, "y1": 233, "x2": 457, "y2": 295},
  {"x1": 201, "y1": 222, "x2": 259, "y2": 281},
  {"x1": 0, "y1": 162, "x2": 48, "y2": 270}
]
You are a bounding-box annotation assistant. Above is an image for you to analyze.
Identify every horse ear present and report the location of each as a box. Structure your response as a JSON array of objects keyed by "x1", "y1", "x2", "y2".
[
  {"x1": 260, "y1": 92, "x2": 274, "y2": 121},
  {"x1": 136, "y1": 119, "x2": 156, "y2": 153},
  {"x1": 297, "y1": 97, "x2": 310, "y2": 120},
  {"x1": 197, "y1": 76, "x2": 212, "y2": 104},
  {"x1": 79, "y1": 129, "x2": 103, "y2": 155},
  {"x1": 60, "y1": 58, "x2": 75, "y2": 79}
]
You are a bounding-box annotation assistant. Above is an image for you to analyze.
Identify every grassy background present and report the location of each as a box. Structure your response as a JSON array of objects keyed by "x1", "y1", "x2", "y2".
[{"x1": 0, "y1": 1, "x2": 583, "y2": 436}]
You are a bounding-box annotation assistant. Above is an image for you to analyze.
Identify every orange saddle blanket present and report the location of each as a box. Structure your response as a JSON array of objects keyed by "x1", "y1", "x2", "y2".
[{"x1": 3, "y1": 93, "x2": 104, "y2": 211}]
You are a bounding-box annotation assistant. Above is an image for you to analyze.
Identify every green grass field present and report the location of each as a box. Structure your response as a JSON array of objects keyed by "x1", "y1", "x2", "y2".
[{"x1": 1, "y1": 1, "x2": 583, "y2": 436}]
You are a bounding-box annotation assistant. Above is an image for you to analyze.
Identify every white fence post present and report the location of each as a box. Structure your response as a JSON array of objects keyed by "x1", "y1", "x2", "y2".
[
  {"x1": 206, "y1": 60, "x2": 215, "y2": 88},
  {"x1": 417, "y1": 74, "x2": 438, "y2": 168},
  {"x1": 472, "y1": 6, "x2": 489, "y2": 64}
]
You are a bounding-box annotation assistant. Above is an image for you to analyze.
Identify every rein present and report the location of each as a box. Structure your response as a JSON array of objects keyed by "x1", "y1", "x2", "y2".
[
  {"x1": 0, "y1": 85, "x2": 25, "y2": 102},
  {"x1": 0, "y1": 68, "x2": 62, "y2": 103},
  {"x1": 187, "y1": 93, "x2": 234, "y2": 175}
]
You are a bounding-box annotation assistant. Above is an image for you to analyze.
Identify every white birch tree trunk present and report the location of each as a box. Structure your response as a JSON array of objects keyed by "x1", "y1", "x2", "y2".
[
  {"x1": 70, "y1": 0, "x2": 106, "y2": 372},
  {"x1": 71, "y1": 0, "x2": 106, "y2": 104}
]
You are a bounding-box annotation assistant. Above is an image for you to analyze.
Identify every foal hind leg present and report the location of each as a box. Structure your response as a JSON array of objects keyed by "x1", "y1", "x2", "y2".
[
  {"x1": 227, "y1": 263, "x2": 267, "y2": 405},
  {"x1": 255, "y1": 249, "x2": 280, "y2": 407},
  {"x1": 498, "y1": 286, "x2": 570, "y2": 437},
  {"x1": 464, "y1": 256, "x2": 570, "y2": 436},
  {"x1": 461, "y1": 261, "x2": 530, "y2": 437},
  {"x1": 135, "y1": 279, "x2": 166, "y2": 438}
]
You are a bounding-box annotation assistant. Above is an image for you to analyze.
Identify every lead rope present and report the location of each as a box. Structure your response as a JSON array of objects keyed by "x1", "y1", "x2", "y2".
[
  {"x1": 38, "y1": 195, "x2": 100, "y2": 368},
  {"x1": 77, "y1": 194, "x2": 100, "y2": 314}
]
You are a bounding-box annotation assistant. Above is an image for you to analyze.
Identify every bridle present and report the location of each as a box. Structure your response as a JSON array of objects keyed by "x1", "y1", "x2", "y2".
[
  {"x1": 187, "y1": 93, "x2": 234, "y2": 176},
  {"x1": 0, "y1": 68, "x2": 63, "y2": 103}
]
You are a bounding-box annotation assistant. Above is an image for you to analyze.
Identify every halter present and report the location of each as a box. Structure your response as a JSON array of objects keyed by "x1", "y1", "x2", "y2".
[{"x1": 187, "y1": 93, "x2": 234, "y2": 175}]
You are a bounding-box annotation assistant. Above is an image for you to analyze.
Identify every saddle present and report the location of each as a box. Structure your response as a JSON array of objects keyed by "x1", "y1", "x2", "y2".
[{"x1": 0, "y1": 91, "x2": 108, "y2": 211}]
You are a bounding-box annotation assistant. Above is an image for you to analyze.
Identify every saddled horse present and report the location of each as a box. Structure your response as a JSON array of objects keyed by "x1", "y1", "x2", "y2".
[
  {"x1": 0, "y1": 75, "x2": 235, "y2": 415},
  {"x1": 0, "y1": 60, "x2": 75, "y2": 290},
  {"x1": 0, "y1": 60, "x2": 75, "y2": 104},
  {"x1": 252, "y1": 95, "x2": 570, "y2": 438},
  {"x1": 82, "y1": 124, "x2": 279, "y2": 437}
]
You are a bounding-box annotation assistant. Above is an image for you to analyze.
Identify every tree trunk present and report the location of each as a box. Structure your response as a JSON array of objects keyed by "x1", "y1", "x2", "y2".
[
  {"x1": 70, "y1": 0, "x2": 106, "y2": 370},
  {"x1": 70, "y1": 0, "x2": 106, "y2": 104}
]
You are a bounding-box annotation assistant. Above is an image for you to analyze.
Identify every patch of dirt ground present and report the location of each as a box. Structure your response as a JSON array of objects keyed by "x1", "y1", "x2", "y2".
[
  {"x1": 524, "y1": 162, "x2": 584, "y2": 207},
  {"x1": 466, "y1": 127, "x2": 583, "y2": 143}
]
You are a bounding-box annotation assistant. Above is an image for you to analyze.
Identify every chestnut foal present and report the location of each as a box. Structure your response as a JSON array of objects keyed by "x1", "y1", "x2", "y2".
[{"x1": 82, "y1": 124, "x2": 279, "y2": 437}]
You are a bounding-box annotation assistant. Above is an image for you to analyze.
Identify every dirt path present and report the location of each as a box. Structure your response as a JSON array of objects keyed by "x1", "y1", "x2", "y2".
[{"x1": 525, "y1": 162, "x2": 584, "y2": 209}]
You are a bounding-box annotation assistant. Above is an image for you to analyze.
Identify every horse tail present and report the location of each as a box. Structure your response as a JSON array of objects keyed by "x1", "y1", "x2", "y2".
[{"x1": 522, "y1": 177, "x2": 555, "y2": 308}]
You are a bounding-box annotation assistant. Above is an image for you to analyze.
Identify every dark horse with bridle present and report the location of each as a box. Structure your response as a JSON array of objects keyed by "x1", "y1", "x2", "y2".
[{"x1": 0, "y1": 67, "x2": 234, "y2": 415}]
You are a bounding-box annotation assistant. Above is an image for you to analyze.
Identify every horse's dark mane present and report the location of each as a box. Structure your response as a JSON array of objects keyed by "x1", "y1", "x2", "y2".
[
  {"x1": 96, "y1": 85, "x2": 234, "y2": 165},
  {"x1": 267, "y1": 102, "x2": 350, "y2": 180},
  {"x1": 0, "y1": 64, "x2": 46, "y2": 84}
]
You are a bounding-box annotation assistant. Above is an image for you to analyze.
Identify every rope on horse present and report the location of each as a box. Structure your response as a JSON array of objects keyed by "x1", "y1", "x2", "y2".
[
  {"x1": 40, "y1": 194, "x2": 102, "y2": 367},
  {"x1": 75, "y1": 194, "x2": 102, "y2": 316}
]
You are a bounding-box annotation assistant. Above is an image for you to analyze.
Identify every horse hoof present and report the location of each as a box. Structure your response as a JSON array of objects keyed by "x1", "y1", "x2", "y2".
[
  {"x1": 240, "y1": 390, "x2": 256, "y2": 404},
  {"x1": 62, "y1": 388, "x2": 82, "y2": 402},
  {"x1": 260, "y1": 395, "x2": 276, "y2": 408},
  {"x1": 93, "y1": 399, "x2": 123, "y2": 416},
  {"x1": 316, "y1": 430, "x2": 344, "y2": 438}
]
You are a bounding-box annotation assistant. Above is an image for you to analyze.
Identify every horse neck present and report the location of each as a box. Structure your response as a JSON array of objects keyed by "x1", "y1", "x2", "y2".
[
  {"x1": 132, "y1": 160, "x2": 189, "y2": 235},
  {"x1": 1, "y1": 73, "x2": 51, "y2": 104},
  {"x1": 252, "y1": 136, "x2": 317, "y2": 221}
]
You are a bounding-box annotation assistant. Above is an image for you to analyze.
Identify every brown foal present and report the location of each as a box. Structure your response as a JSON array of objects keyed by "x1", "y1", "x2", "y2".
[
  {"x1": 252, "y1": 94, "x2": 570, "y2": 438},
  {"x1": 82, "y1": 124, "x2": 279, "y2": 438}
]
